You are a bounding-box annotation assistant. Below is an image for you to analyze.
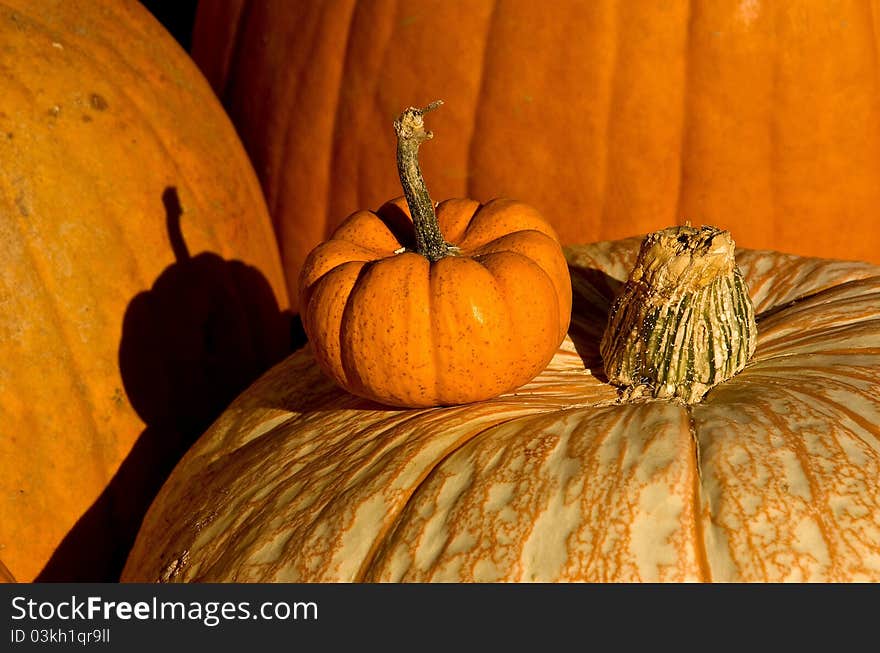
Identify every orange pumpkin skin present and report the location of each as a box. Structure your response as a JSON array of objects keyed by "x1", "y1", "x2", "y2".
[
  {"x1": 123, "y1": 239, "x2": 880, "y2": 583},
  {"x1": 194, "y1": 0, "x2": 880, "y2": 311},
  {"x1": 0, "y1": 559, "x2": 14, "y2": 583},
  {"x1": 0, "y1": 0, "x2": 288, "y2": 581},
  {"x1": 299, "y1": 197, "x2": 571, "y2": 407}
]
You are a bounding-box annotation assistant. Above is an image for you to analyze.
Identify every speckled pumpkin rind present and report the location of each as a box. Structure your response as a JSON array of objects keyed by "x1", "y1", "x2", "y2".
[
  {"x1": 298, "y1": 196, "x2": 572, "y2": 408},
  {"x1": 0, "y1": 0, "x2": 288, "y2": 582},
  {"x1": 124, "y1": 240, "x2": 880, "y2": 583}
]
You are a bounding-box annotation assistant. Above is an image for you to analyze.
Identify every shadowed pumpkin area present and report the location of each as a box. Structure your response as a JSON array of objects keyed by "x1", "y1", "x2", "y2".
[
  {"x1": 123, "y1": 239, "x2": 880, "y2": 583},
  {"x1": 34, "y1": 188, "x2": 297, "y2": 582},
  {"x1": 0, "y1": 0, "x2": 292, "y2": 582}
]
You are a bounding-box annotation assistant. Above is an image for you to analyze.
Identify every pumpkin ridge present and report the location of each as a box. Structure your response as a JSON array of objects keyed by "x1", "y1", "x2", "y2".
[
  {"x1": 696, "y1": 417, "x2": 772, "y2": 581},
  {"x1": 300, "y1": 260, "x2": 364, "y2": 386},
  {"x1": 468, "y1": 229, "x2": 569, "y2": 263},
  {"x1": 126, "y1": 236, "x2": 880, "y2": 582},
  {"x1": 468, "y1": 253, "x2": 528, "y2": 390},
  {"x1": 279, "y1": 1, "x2": 357, "y2": 234},
  {"x1": 463, "y1": 0, "x2": 500, "y2": 203},
  {"x1": 214, "y1": 0, "x2": 253, "y2": 101},
  {"x1": 459, "y1": 200, "x2": 561, "y2": 251},
  {"x1": 757, "y1": 327, "x2": 880, "y2": 361},
  {"x1": 756, "y1": 285, "x2": 880, "y2": 350},
  {"x1": 695, "y1": 359, "x2": 880, "y2": 580},
  {"x1": 305, "y1": 240, "x2": 387, "y2": 284},
  {"x1": 425, "y1": 255, "x2": 515, "y2": 402},
  {"x1": 330, "y1": 211, "x2": 407, "y2": 255},
  {"x1": 7, "y1": 210, "x2": 110, "y2": 473},
  {"x1": 241, "y1": 413, "x2": 419, "y2": 582},
  {"x1": 576, "y1": 405, "x2": 638, "y2": 578},
  {"x1": 358, "y1": 403, "x2": 640, "y2": 581},
  {"x1": 754, "y1": 275, "x2": 880, "y2": 323},
  {"x1": 614, "y1": 407, "x2": 670, "y2": 576},
  {"x1": 336, "y1": 259, "x2": 376, "y2": 395},
  {"x1": 745, "y1": 352, "x2": 880, "y2": 381},
  {"x1": 473, "y1": 247, "x2": 562, "y2": 344},
  {"x1": 761, "y1": 396, "x2": 843, "y2": 580},
  {"x1": 427, "y1": 260, "x2": 440, "y2": 401},
  {"x1": 685, "y1": 404, "x2": 712, "y2": 582},
  {"x1": 740, "y1": 374, "x2": 880, "y2": 448},
  {"x1": 174, "y1": 404, "x2": 372, "y2": 581},
  {"x1": 259, "y1": 3, "x2": 303, "y2": 226},
  {"x1": 739, "y1": 254, "x2": 880, "y2": 315},
  {"x1": 744, "y1": 361, "x2": 880, "y2": 390},
  {"x1": 672, "y1": 0, "x2": 696, "y2": 223},
  {"x1": 321, "y1": 0, "x2": 369, "y2": 236},
  {"x1": 596, "y1": 0, "x2": 621, "y2": 233},
  {"x1": 471, "y1": 229, "x2": 572, "y2": 339},
  {"x1": 356, "y1": 411, "x2": 532, "y2": 581}
]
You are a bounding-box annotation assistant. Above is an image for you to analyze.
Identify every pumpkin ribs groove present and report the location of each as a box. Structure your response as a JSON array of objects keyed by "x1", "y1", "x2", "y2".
[
  {"x1": 123, "y1": 238, "x2": 880, "y2": 582},
  {"x1": 355, "y1": 412, "x2": 530, "y2": 582},
  {"x1": 686, "y1": 404, "x2": 712, "y2": 582},
  {"x1": 672, "y1": 0, "x2": 695, "y2": 225}
]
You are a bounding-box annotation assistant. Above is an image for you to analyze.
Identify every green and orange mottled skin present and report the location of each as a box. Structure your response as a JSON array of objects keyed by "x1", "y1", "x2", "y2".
[{"x1": 299, "y1": 197, "x2": 571, "y2": 407}]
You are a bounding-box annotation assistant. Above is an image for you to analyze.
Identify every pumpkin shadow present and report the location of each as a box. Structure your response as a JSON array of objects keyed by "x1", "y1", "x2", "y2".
[
  {"x1": 36, "y1": 187, "x2": 304, "y2": 582},
  {"x1": 566, "y1": 265, "x2": 624, "y2": 382}
]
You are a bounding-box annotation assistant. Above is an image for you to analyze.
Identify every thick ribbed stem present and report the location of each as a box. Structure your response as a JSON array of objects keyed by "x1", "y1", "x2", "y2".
[
  {"x1": 394, "y1": 100, "x2": 449, "y2": 262},
  {"x1": 600, "y1": 225, "x2": 757, "y2": 404}
]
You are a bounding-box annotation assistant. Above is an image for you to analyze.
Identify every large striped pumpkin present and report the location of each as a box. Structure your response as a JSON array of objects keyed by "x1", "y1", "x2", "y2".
[
  {"x1": 122, "y1": 238, "x2": 880, "y2": 582},
  {"x1": 0, "y1": 0, "x2": 289, "y2": 582},
  {"x1": 193, "y1": 0, "x2": 880, "y2": 311}
]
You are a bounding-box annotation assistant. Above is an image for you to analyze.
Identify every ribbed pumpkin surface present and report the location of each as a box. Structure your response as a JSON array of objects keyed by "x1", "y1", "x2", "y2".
[
  {"x1": 193, "y1": 0, "x2": 880, "y2": 310},
  {"x1": 123, "y1": 240, "x2": 880, "y2": 582},
  {"x1": 0, "y1": 0, "x2": 289, "y2": 581}
]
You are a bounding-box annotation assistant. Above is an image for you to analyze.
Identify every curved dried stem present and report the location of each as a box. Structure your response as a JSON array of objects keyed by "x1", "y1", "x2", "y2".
[{"x1": 394, "y1": 100, "x2": 448, "y2": 262}]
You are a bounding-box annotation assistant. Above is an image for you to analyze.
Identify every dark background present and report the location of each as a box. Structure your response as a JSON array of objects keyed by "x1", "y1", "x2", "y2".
[{"x1": 141, "y1": 0, "x2": 199, "y2": 51}]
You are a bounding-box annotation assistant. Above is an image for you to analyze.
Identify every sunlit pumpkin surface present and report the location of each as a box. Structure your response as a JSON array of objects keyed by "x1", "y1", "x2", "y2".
[
  {"x1": 299, "y1": 197, "x2": 572, "y2": 408},
  {"x1": 193, "y1": 0, "x2": 880, "y2": 311},
  {"x1": 0, "y1": 0, "x2": 289, "y2": 581},
  {"x1": 124, "y1": 239, "x2": 880, "y2": 582}
]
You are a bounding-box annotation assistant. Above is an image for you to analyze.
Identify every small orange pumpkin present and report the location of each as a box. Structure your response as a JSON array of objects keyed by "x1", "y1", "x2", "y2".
[{"x1": 299, "y1": 103, "x2": 571, "y2": 407}]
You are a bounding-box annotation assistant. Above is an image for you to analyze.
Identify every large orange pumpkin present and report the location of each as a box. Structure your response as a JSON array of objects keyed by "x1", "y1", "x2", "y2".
[
  {"x1": 123, "y1": 238, "x2": 880, "y2": 582},
  {"x1": 192, "y1": 0, "x2": 880, "y2": 311},
  {"x1": 0, "y1": 0, "x2": 289, "y2": 582},
  {"x1": 0, "y1": 559, "x2": 14, "y2": 583}
]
